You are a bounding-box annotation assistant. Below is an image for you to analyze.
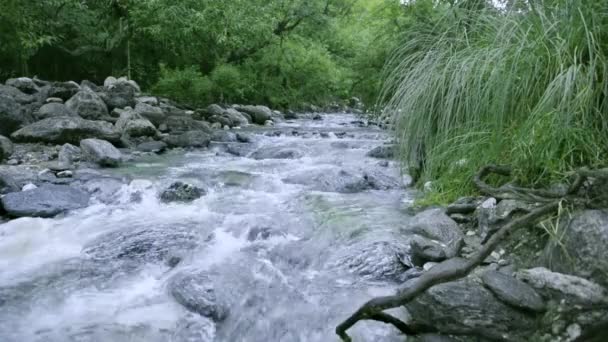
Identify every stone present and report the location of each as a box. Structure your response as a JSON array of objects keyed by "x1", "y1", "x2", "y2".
[
  {"x1": 222, "y1": 108, "x2": 249, "y2": 127},
  {"x1": 237, "y1": 105, "x2": 272, "y2": 125},
  {"x1": 410, "y1": 235, "x2": 451, "y2": 266},
  {"x1": 80, "y1": 80, "x2": 101, "y2": 92},
  {"x1": 246, "y1": 226, "x2": 286, "y2": 241},
  {"x1": 0, "y1": 84, "x2": 35, "y2": 105},
  {"x1": 58, "y1": 143, "x2": 81, "y2": 164},
  {"x1": 206, "y1": 104, "x2": 224, "y2": 117},
  {"x1": 366, "y1": 145, "x2": 395, "y2": 159},
  {"x1": 0, "y1": 93, "x2": 31, "y2": 135},
  {"x1": 57, "y1": 170, "x2": 73, "y2": 178},
  {"x1": 48, "y1": 81, "x2": 80, "y2": 101},
  {"x1": 405, "y1": 278, "x2": 535, "y2": 340},
  {"x1": 104, "y1": 81, "x2": 137, "y2": 109},
  {"x1": 160, "y1": 182, "x2": 205, "y2": 203},
  {"x1": 236, "y1": 133, "x2": 252, "y2": 143},
  {"x1": 136, "y1": 141, "x2": 167, "y2": 153},
  {"x1": 283, "y1": 167, "x2": 401, "y2": 193},
  {"x1": 45, "y1": 97, "x2": 63, "y2": 104},
  {"x1": 481, "y1": 270, "x2": 545, "y2": 312},
  {"x1": 250, "y1": 146, "x2": 303, "y2": 160},
  {"x1": 135, "y1": 96, "x2": 158, "y2": 106},
  {"x1": 171, "y1": 315, "x2": 216, "y2": 342},
  {"x1": 163, "y1": 115, "x2": 211, "y2": 133},
  {"x1": 80, "y1": 138, "x2": 122, "y2": 167},
  {"x1": 312, "y1": 114, "x2": 323, "y2": 120},
  {"x1": 115, "y1": 108, "x2": 157, "y2": 137},
  {"x1": 163, "y1": 130, "x2": 212, "y2": 148},
  {"x1": 406, "y1": 208, "x2": 464, "y2": 259},
  {"x1": 0, "y1": 135, "x2": 14, "y2": 161},
  {"x1": 0, "y1": 184, "x2": 90, "y2": 218},
  {"x1": 6, "y1": 77, "x2": 38, "y2": 94},
  {"x1": 168, "y1": 271, "x2": 228, "y2": 322},
  {"x1": 35, "y1": 103, "x2": 79, "y2": 120},
  {"x1": 134, "y1": 103, "x2": 164, "y2": 127},
  {"x1": 65, "y1": 89, "x2": 108, "y2": 120},
  {"x1": 211, "y1": 131, "x2": 237, "y2": 142},
  {"x1": 544, "y1": 210, "x2": 608, "y2": 287},
  {"x1": 11, "y1": 117, "x2": 120, "y2": 145}
]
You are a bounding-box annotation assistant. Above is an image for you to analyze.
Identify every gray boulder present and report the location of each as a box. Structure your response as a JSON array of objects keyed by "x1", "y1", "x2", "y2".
[
  {"x1": 171, "y1": 315, "x2": 216, "y2": 342},
  {"x1": 405, "y1": 208, "x2": 464, "y2": 264},
  {"x1": 481, "y1": 270, "x2": 545, "y2": 312},
  {"x1": 0, "y1": 184, "x2": 90, "y2": 217},
  {"x1": 222, "y1": 108, "x2": 249, "y2": 127},
  {"x1": 367, "y1": 145, "x2": 395, "y2": 159},
  {"x1": 237, "y1": 105, "x2": 272, "y2": 125},
  {"x1": 0, "y1": 84, "x2": 35, "y2": 104},
  {"x1": 283, "y1": 168, "x2": 401, "y2": 193},
  {"x1": 516, "y1": 267, "x2": 608, "y2": 306},
  {"x1": 115, "y1": 108, "x2": 157, "y2": 137},
  {"x1": 134, "y1": 103, "x2": 164, "y2": 127},
  {"x1": 206, "y1": 104, "x2": 224, "y2": 117},
  {"x1": 135, "y1": 96, "x2": 159, "y2": 106},
  {"x1": 163, "y1": 115, "x2": 211, "y2": 133},
  {"x1": 163, "y1": 130, "x2": 211, "y2": 148},
  {"x1": 405, "y1": 278, "x2": 535, "y2": 340},
  {"x1": 104, "y1": 81, "x2": 137, "y2": 110},
  {"x1": 48, "y1": 81, "x2": 80, "y2": 101},
  {"x1": 160, "y1": 182, "x2": 205, "y2": 203},
  {"x1": 80, "y1": 80, "x2": 101, "y2": 92},
  {"x1": 66, "y1": 89, "x2": 108, "y2": 120},
  {"x1": 251, "y1": 146, "x2": 303, "y2": 160},
  {"x1": 35, "y1": 103, "x2": 78, "y2": 120},
  {"x1": 0, "y1": 135, "x2": 14, "y2": 161},
  {"x1": 0, "y1": 93, "x2": 30, "y2": 135},
  {"x1": 136, "y1": 141, "x2": 167, "y2": 153},
  {"x1": 6, "y1": 77, "x2": 38, "y2": 94},
  {"x1": 11, "y1": 117, "x2": 120, "y2": 144},
  {"x1": 168, "y1": 271, "x2": 228, "y2": 321},
  {"x1": 80, "y1": 138, "x2": 122, "y2": 167},
  {"x1": 58, "y1": 143, "x2": 81, "y2": 164},
  {"x1": 544, "y1": 210, "x2": 608, "y2": 287}
]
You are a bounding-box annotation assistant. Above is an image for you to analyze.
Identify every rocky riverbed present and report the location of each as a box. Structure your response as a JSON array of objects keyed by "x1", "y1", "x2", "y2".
[{"x1": 1, "y1": 77, "x2": 607, "y2": 342}]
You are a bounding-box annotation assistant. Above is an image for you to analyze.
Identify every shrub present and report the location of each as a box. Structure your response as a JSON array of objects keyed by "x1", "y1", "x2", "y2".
[{"x1": 152, "y1": 64, "x2": 212, "y2": 106}]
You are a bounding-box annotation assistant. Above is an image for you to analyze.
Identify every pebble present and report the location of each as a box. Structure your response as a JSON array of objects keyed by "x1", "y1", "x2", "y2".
[
  {"x1": 57, "y1": 170, "x2": 73, "y2": 178},
  {"x1": 7, "y1": 159, "x2": 19, "y2": 165}
]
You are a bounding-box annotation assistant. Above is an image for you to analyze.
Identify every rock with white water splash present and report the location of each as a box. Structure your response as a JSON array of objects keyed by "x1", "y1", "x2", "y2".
[
  {"x1": 366, "y1": 145, "x2": 395, "y2": 159},
  {"x1": 168, "y1": 271, "x2": 229, "y2": 321},
  {"x1": 250, "y1": 146, "x2": 303, "y2": 160},
  {"x1": 171, "y1": 314, "x2": 216, "y2": 342},
  {"x1": 0, "y1": 184, "x2": 90, "y2": 217},
  {"x1": 160, "y1": 182, "x2": 205, "y2": 203},
  {"x1": 80, "y1": 138, "x2": 122, "y2": 167}
]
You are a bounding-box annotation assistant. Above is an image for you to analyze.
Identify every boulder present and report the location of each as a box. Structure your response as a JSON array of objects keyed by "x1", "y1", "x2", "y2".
[
  {"x1": 481, "y1": 270, "x2": 545, "y2": 312},
  {"x1": 171, "y1": 315, "x2": 216, "y2": 342},
  {"x1": 367, "y1": 145, "x2": 395, "y2": 159},
  {"x1": 211, "y1": 131, "x2": 237, "y2": 142},
  {"x1": 0, "y1": 84, "x2": 35, "y2": 104},
  {"x1": 136, "y1": 141, "x2": 167, "y2": 153},
  {"x1": 405, "y1": 278, "x2": 535, "y2": 340},
  {"x1": 0, "y1": 93, "x2": 31, "y2": 135},
  {"x1": 543, "y1": 210, "x2": 608, "y2": 287},
  {"x1": 206, "y1": 104, "x2": 224, "y2": 117},
  {"x1": 163, "y1": 115, "x2": 211, "y2": 133},
  {"x1": 35, "y1": 103, "x2": 78, "y2": 120},
  {"x1": 65, "y1": 89, "x2": 108, "y2": 120},
  {"x1": 6, "y1": 77, "x2": 38, "y2": 94},
  {"x1": 222, "y1": 108, "x2": 249, "y2": 127},
  {"x1": 0, "y1": 184, "x2": 90, "y2": 218},
  {"x1": 80, "y1": 138, "x2": 122, "y2": 167},
  {"x1": 134, "y1": 103, "x2": 164, "y2": 127},
  {"x1": 135, "y1": 96, "x2": 159, "y2": 106},
  {"x1": 283, "y1": 168, "x2": 401, "y2": 193},
  {"x1": 48, "y1": 81, "x2": 80, "y2": 101},
  {"x1": 237, "y1": 105, "x2": 272, "y2": 125},
  {"x1": 80, "y1": 80, "x2": 101, "y2": 92},
  {"x1": 516, "y1": 267, "x2": 608, "y2": 306},
  {"x1": 209, "y1": 114, "x2": 232, "y2": 128},
  {"x1": 405, "y1": 208, "x2": 464, "y2": 264},
  {"x1": 104, "y1": 76, "x2": 140, "y2": 93},
  {"x1": 11, "y1": 117, "x2": 120, "y2": 145},
  {"x1": 0, "y1": 135, "x2": 14, "y2": 161},
  {"x1": 163, "y1": 130, "x2": 211, "y2": 148},
  {"x1": 104, "y1": 81, "x2": 137, "y2": 110},
  {"x1": 159, "y1": 182, "x2": 205, "y2": 203},
  {"x1": 168, "y1": 271, "x2": 228, "y2": 322},
  {"x1": 58, "y1": 143, "x2": 81, "y2": 164},
  {"x1": 250, "y1": 146, "x2": 303, "y2": 160},
  {"x1": 115, "y1": 108, "x2": 157, "y2": 137}
]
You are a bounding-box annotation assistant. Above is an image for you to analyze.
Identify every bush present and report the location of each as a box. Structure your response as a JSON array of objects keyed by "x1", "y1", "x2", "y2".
[
  {"x1": 382, "y1": 1, "x2": 608, "y2": 203},
  {"x1": 151, "y1": 65, "x2": 212, "y2": 106}
]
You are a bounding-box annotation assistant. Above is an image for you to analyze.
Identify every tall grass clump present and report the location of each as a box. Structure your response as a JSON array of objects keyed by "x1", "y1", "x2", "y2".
[{"x1": 381, "y1": 0, "x2": 608, "y2": 203}]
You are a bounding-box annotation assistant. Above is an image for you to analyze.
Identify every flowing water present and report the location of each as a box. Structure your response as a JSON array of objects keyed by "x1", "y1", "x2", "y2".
[{"x1": 0, "y1": 114, "x2": 417, "y2": 342}]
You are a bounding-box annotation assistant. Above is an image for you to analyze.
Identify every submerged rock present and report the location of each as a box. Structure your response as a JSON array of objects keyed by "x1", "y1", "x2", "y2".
[
  {"x1": 250, "y1": 146, "x2": 303, "y2": 160},
  {"x1": 160, "y1": 182, "x2": 205, "y2": 203},
  {"x1": 168, "y1": 271, "x2": 229, "y2": 321},
  {"x1": 171, "y1": 314, "x2": 216, "y2": 342},
  {"x1": 366, "y1": 145, "x2": 395, "y2": 159},
  {"x1": 136, "y1": 141, "x2": 167, "y2": 153},
  {"x1": 0, "y1": 184, "x2": 90, "y2": 217},
  {"x1": 80, "y1": 138, "x2": 122, "y2": 167}
]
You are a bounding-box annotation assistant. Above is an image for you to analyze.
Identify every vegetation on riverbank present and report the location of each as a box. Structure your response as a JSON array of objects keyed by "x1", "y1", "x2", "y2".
[{"x1": 380, "y1": 0, "x2": 608, "y2": 203}]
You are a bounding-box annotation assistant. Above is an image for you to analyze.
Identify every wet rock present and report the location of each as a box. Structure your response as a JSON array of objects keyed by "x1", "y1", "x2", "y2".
[
  {"x1": 222, "y1": 108, "x2": 249, "y2": 127},
  {"x1": 80, "y1": 138, "x2": 122, "y2": 167},
  {"x1": 168, "y1": 271, "x2": 229, "y2": 321},
  {"x1": 543, "y1": 210, "x2": 608, "y2": 287},
  {"x1": 6, "y1": 77, "x2": 38, "y2": 94},
  {"x1": 405, "y1": 208, "x2": 464, "y2": 263},
  {"x1": 171, "y1": 314, "x2": 216, "y2": 342},
  {"x1": 65, "y1": 89, "x2": 109, "y2": 120},
  {"x1": 366, "y1": 145, "x2": 395, "y2": 159},
  {"x1": 35, "y1": 102, "x2": 79, "y2": 120},
  {"x1": 115, "y1": 108, "x2": 158, "y2": 137},
  {"x1": 211, "y1": 131, "x2": 237, "y2": 142},
  {"x1": 163, "y1": 115, "x2": 211, "y2": 133},
  {"x1": 0, "y1": 184, "x2": 90, "y2": 217},
  {"x1": 246, "y1": 226, "x2": 286, "y2": 241},
  {"x1": 11, "y1": 116, "x2": 120, "y2": 145},
  {"x1": 251, "y1": 146, "x2": 303, "y2": 160},
  {"x1": 163, "y1": 130, "x2": 211, "y2": 148},
  {"x1": 160, "y1": 182, "x2": 205, "y2": 203},
  {"x1": 58, "y1": 143, "x2": 81, "y2": 164},
  {"x1": 56, "y1": 170, "x2": 73, "y2": 178},
  {"x1": 312, "y1": 114, "x2": 323, "y2": 120},
  {"x1": 0, "y1": 135, "x2": 14, "y2": 161},
  {"x1": 74, "y1": 176, "x2": 125, "y2": 203},
  {"x1": 136, "y1": 141, "x2": 167, "y2": 153},
  {"x1": 283, "y1": 168, "x2": 400, "y2": 193},
  {"x1": 83, "y1": 225, "x2": 201, "y2": 264},
  {"x1": 516, "y1": 267, "x2": 608, "y2": 306},
  {"x1": 134, "y1": 102, "x2": 165, "y2": 127},
  {"x1": 329, "y1": 239, "x2": 413, "y2": 282},
  {"x1": 284, "y1": 110, "x2": 298, "y2": 120},
  {"x1": 236, "y1": 133, "x2": 251, "y2": 143},
  {"x1": 405, "y1": 278, "x2": 535, "y2": 340},
  {"x1": 481, "y1": 270, "x2": 545, "y2": 312},
  {"x1": 237, "y1": 105, "x2": 272, "y2": 125}
]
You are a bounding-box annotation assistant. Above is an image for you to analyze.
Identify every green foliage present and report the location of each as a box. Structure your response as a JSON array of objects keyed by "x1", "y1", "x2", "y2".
[
  {"x1": 383, "y1": 0, "x2": 608, "y2": 203},
  {"x1": 152, "y1": 65, "x2": 212, "y2": 106}
]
